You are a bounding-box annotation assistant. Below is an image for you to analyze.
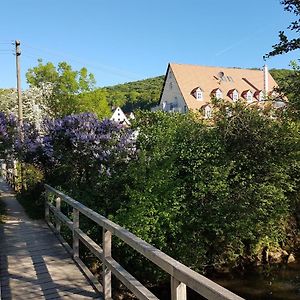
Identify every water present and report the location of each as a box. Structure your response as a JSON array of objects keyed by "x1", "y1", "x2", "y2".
[
  {"x1": 139, "y1": 260, "x2": 300, "y2": 299},
  {"x1": 211, "y1": 261, "x2": 300, "y2": 300}
]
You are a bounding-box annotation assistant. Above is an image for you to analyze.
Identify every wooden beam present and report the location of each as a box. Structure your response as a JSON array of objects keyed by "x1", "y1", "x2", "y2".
[
  {"x1": 103, "y1": 228, "x2": 112, "y2": 300},
  {"x1": 171, "y1": 277, "x2": 186, "y2": 300}
]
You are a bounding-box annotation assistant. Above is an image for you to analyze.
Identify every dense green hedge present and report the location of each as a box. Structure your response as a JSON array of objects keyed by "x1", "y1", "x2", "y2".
[{"x1": 1, "y1": 102, "x2": 299, "y2": 284}]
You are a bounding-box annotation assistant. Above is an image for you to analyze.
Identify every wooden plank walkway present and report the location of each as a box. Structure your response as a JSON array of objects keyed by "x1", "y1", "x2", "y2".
[{"x1": 0, "y1": 179, "x2": 102, "y2": 300}]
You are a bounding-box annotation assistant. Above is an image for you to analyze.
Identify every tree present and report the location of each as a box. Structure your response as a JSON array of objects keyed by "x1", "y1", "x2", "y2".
[
  {"x1": 26, "y1": 59, "x2": 96, "y2": 117},
  {"x1": 76, "y1": 89, "x2": 111, "y2": 120},
  {"x1": 265, "y1": 0, "x2": 300, "y2": 58},
  {"x1": 105, "y1": 76, "x2": 164, "y2": 112},
  {"x1": 0, "y1": 112, "x2": 18, "y2": 157},
  {"x1": 110, "y1": 107, "x2": 300, "y2": 281},
  {"x1": 0, "y1": 85, "x2": 53, "y2": 128},
  {"x1": 265, "y1": 1, "x2": 300, "y2": 119}
]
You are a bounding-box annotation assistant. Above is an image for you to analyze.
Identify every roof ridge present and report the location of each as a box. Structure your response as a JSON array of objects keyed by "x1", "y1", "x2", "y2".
[{"x1": 169, "y1": 62, "x2": 263, "y2": 72}]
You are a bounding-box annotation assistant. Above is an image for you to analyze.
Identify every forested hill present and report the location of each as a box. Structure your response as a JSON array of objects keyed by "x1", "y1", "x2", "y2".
[
  {"x1": 104, "y1": 76, "x2": 164, "y2": 112},
  {"x1": 103, "y1": 69, "x2": 293, "y2": 112},
  {"x1": 270, "y1": 68, "x2": 294, "y2": 83}
]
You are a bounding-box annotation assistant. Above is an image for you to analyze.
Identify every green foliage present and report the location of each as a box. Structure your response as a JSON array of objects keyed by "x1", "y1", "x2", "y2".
[
  {"x1": 266, "y1": 2, "x2": 300, "y2": 120},
  {"x1": 0, "y1": 197, "x2": 6, "y2": 224},
  {"x1": 113, "y1": 108, "x2": 299, "y2": 278},
  {"x1": 16, "y1": 164, "x2": 45, "y2": 219},
  {"x1": 26, "y1": 59, "x2": 100, "y2": 117},
  {"x1": 269, "y1": 68, "x2": 294, "y2": 84},
  {"x1": 105, "y1": 76, "x2": 164, "y2": 111},
  {"x1": 265, "y1": 0, "x2": 300, "y2": 58},
  {"x1": 76, "y1": 89, "x2": 111, "y2": 119},
  {"x1": 272, "y1": 63, "x2": 300, "y2": 120}
]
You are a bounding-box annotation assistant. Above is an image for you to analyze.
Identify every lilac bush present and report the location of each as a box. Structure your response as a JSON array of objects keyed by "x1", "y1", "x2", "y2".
[
  {"x1": 40, "y1": 113, "x2": 136, "y2": 173},
  {"x1": 0, "y1": 112, "x2": 18, "y2": 157},
  {"x1": 14, "y1": 112, "x2": 136, "y2": 214},
  {"x1": 16, "y1": 113, "x2": 135, "y2": 170}
]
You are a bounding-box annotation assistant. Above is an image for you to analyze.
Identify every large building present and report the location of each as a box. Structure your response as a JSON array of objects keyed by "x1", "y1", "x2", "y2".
[{"x1": 157, "y1": 63, "x2": 278, "y2": 117}]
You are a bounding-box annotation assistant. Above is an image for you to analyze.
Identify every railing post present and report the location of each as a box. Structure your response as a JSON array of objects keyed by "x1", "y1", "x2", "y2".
[
  {"x1": 45, "y1": 190, "x2": 50, "y2": 224},
  {"x1": 55, "y1": 197, "x2": 61, "y2": 233},
  {"x1": 1, "y1": 162, "x2": 6, "y2": 178},
  {"x1": 103, "y1": 228, "x2": 112, "y2": 300},
  {"x1": 73, "y1": 208, "x2": 79, "y2": 258},
  {"x1": 21, "y1": 163, "x2": 27, "y2": 191},
  {"x1": 13, "y1": 160, "x2": 18, "y2": 191},
  {"x1": 2, "y1": 163, "x2": 6, "y2": 180},
  {"x1": 171, "y1": 277, "x2": 187, "y2": 300}
]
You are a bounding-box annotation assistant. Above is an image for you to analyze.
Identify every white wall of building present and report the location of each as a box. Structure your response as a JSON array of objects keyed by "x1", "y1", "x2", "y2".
[
  {"x1": 159, "y1": 68, "x2": 187, "y2": 113},
  {"x1": 110, "y1": 107, "x2": 130, "y2": 125}
]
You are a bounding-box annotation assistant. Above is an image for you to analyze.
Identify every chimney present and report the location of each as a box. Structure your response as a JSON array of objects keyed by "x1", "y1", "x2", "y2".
[{"x1": 263, "y1": 64, "x2": 269, "y2": 98}]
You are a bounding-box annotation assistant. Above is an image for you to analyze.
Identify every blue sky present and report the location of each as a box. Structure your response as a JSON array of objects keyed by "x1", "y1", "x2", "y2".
[{"x1": 0, "y1": 0, "x2": 299, "y2": 89}]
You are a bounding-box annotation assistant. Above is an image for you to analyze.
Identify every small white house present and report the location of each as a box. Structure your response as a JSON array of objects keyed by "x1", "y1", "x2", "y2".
[{"x1": 110, "y1": 107, "x2": 131, "y2": 126}]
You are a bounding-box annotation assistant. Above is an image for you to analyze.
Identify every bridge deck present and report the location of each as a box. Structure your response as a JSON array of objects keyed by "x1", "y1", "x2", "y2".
[{"x1": 0, "y1": 179, "x2": 101, "y2": 300}]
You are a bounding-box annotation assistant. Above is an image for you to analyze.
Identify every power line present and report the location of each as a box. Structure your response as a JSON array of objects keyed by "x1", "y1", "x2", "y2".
[{"x1": 22, "y1": 43, "x2": 141, "y2": 81}]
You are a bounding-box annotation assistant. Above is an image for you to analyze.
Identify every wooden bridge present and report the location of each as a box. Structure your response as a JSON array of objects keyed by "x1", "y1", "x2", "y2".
[{"x1": 0, "y1": 166, "x2": 244, "y2": 300}]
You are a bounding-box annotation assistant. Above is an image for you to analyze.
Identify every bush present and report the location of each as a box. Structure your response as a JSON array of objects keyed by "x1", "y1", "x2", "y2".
[{"x1": 16, "y1": 164, "x2": 45, "y2": 219}]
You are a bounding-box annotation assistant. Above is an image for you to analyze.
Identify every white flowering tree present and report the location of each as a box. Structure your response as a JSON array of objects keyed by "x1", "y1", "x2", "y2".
[{"x1": 0, "y1": 83, "x2": 53, "y2": 130}]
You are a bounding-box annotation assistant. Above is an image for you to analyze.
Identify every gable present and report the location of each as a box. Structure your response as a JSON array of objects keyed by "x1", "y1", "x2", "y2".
[
  {"x1": 159, "y1": 65, "x2": 188, "y2": 113},
  {"x1": 110, "y1": 107, "x2": 130, "y2": 125}
]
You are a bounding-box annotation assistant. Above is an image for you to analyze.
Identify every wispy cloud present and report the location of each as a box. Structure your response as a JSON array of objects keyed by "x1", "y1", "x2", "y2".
[{"x1": 215, "y1": 25, "x2": 269, "y2": 57}]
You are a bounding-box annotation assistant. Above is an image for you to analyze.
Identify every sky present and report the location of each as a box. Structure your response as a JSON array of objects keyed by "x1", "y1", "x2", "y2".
[{"x1": 0, "y1": 0, "x2": 299, "y2": 89}]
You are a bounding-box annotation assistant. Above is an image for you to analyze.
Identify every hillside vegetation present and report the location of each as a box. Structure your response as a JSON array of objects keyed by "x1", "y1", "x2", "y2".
[{"x1": 104, "y1": 76, "x2": 164, "y2": 112}]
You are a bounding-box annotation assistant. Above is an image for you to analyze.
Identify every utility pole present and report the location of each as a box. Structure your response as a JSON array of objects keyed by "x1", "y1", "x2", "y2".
[
  {"x1": 15, "y1": 40, "x2": 23, "y2": 130},
  {"x1": 15, "y1": 40, "x2": 25, "y2": 190}
]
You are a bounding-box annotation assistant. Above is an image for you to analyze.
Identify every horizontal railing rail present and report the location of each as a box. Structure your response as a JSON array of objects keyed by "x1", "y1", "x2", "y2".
[{"x1": 45, "y1": 184, "x2": 243, "y2": 300}]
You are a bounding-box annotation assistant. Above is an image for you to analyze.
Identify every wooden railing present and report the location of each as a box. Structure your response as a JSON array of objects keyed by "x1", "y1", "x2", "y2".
[
  {"x1": 45, "y1": 184, "x2": 244, "y2": 300},
  {"x1": 1, "y1": 161, "x2": 20, "y2": 192}
]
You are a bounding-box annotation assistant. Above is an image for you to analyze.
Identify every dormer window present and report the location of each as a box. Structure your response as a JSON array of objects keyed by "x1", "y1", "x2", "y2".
[
  {"x1": 216, "y1": 89, "x2": 223, "y2": 100},
  {"x1": 211, "y1": 88, "x2": 223, "y2": 100},
  {"x1": 232, "y1": 90, "x2": 239, "y2": 102},
  {"x1": 192, "y1": 87, "x2": 203, "y2": 100},
  {"x1": 196, "y1": 88, "x2": 203, "y2": 100},
  {"x1": 227, "y1": 89, "x2": 239, "y2": 102},
  {"x1": 254, "y1": 90, "x2": 264, "y2": 101},
  {"x1": 242, "y1": 90, "x2": 253, "y2": 103},
  {"x1": 204, "y1": 105, "x2": 212, "y2": 119}
]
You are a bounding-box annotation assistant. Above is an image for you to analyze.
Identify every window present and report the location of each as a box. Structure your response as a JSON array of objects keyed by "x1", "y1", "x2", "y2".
[
  {"x1": 204, "y1": 106, "x2": 212, "y2": 119},
  {"x1": 216, "y1": 89, "x2": 223, "y2": 99},
  {"x1": 193, "y1": 88, "x2": 203, "y2": 100},
  {"x1": 232, "y1": 90, "x2": 239, "y2": 102},
  {"x1": 246, "y1": 91, "x2": 253, "y2": 103},
  {"x1": 254, "y1": 90, "x2": 264, "y2": 101},
  {"x1": 195, "y1": 88, "x2": 203, "y2": 100},
  {"x1": 169, "y1": 82, "x2": 173, "y2": 90},
  {"x1": 227, "y1": 89, "x2": 239, "y2": 101},
  {"x1": 242, "y1": 90, "x2": 253, "y2": 103}
]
